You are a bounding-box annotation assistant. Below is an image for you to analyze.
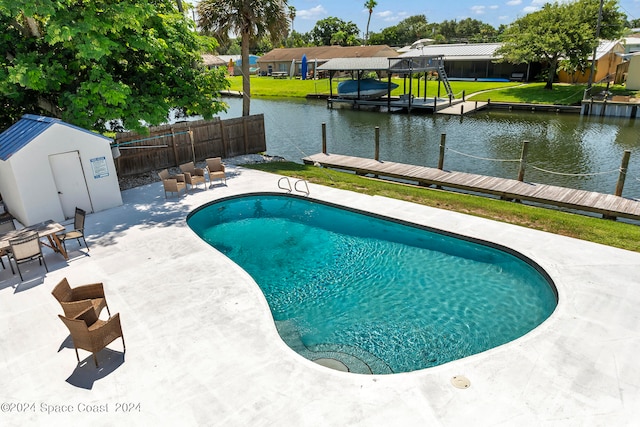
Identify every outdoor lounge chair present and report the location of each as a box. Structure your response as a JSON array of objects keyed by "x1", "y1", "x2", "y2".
[
  {"x1": 58, "y1": 207, "x2": 89, "y2": 252},
  {"x1": 0, "y1": 216, "x2": 15, "y2": 269},
  {"x1": 58, "y1": 305, "x2": 125, "y2": 367},
  {"x1": 8, "y1": 230, "x2": 48, "y2": 281},
  {"x1": 158, "y1": 169, "x2": 187, "y2": 198},
  {"x1": 205, "y1": 157, "x2": 227, "y2": 187},
  {"x1": 52, "y1": 277, "x2": 111, "y2": 318},
  {"x1": 179, "y1": 161, "x2": 207, "y2": 191}
]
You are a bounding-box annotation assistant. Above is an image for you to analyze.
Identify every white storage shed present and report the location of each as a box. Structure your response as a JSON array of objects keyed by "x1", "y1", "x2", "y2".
[{"x1": 0, "y1": 114, "x2": 122, "y2": 226}]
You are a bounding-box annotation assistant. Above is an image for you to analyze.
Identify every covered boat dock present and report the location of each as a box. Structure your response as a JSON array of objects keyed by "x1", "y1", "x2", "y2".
[{"x1": 318, "y1": 56, "x2": 461, "y2": 113}]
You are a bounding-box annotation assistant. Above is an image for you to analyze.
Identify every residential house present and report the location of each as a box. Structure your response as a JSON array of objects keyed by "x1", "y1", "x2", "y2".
[
  {"x1": 257, "y1": 45, "x2": 399, "y2": 78},
  {"x1": 400, "y1": 43, "x2": 531, "y2": 81},
  {"x1": 557, "y1": 40, "x2": 625, "y2": 84}
]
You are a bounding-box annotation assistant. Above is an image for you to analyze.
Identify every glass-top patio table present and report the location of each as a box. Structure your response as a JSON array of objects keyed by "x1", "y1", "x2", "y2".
[{"x1": 0, "y1": 220, "x2": 68, "y2": 260}]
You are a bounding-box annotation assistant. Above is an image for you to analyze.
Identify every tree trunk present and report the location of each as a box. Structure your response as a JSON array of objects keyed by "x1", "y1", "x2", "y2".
[
  {"x1": 241, "y1": 30, "x2": 251, "y2": 117},
  {"x1": 545, "y1": 59, "x2": 557, "y2": 90}
]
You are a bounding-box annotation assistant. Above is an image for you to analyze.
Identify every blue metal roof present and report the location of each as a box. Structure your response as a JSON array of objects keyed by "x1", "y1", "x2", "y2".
[{"x1": 0, "y1": 114, "x2": 112, "y2": 161}]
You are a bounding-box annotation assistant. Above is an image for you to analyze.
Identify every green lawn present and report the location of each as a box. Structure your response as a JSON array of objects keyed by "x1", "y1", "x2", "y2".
[{"x1": 227, "y1": 76, "x2": 636, "y2": 106}]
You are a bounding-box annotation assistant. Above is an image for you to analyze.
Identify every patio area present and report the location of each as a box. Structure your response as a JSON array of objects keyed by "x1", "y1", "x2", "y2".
[{"x1": 1, "y1": 165, "x2": 639, "y2": 426}]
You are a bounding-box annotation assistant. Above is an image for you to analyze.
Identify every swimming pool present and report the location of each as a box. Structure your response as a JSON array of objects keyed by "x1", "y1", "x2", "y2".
[{"x1": 187, "y1": 193, "x2": 557, "y2": 374}]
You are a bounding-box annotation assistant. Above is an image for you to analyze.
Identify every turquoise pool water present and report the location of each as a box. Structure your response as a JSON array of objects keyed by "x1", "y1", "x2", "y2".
[{"x1": 187, "y1": 194, "x2": 557, "y2": 374}]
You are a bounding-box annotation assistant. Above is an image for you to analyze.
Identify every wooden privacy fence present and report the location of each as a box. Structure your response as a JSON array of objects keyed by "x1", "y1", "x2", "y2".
[{"x1": 112, "y1": 114, "x2": 266, "y2": 176}]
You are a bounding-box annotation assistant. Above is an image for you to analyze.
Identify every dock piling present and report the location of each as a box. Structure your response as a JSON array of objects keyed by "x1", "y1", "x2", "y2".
[
  {"x1": 374, "y1": 126, "x2": 380, "y2": 161},
  {"x1": 615, "y1": 150, "x2": 631, "y2": 197},
  {"x1": 438, "y1": 134, "x2": 446, "y2": 170},
  {"x1": 322, "y1": 122, "x2": 327, "y2": 154},
  {"x1": 517, "y1": 141, "x2": 530, "y2": 182}
]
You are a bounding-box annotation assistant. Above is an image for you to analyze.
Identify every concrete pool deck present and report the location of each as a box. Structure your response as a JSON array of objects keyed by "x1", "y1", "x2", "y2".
[{"x1": 1, "y1": 165, "x2": 639, "y2": 426}]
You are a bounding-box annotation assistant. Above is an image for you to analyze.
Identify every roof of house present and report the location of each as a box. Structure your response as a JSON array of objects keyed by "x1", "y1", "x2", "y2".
[
  {"x1": 202, "y1": 54, "x2": 226, "y2": 67},
  {"x1": 397, "y1": 40, "x2": 623, "y2": 62},
  {"x1": 0, "y1": 114, "x2": 111, "y2": 161},
  {"x1": 400, "y1": 43, "x2": 503, "y2": 61},
  {"x1": 592, "y1": 40, "x2": 624, "y2": 60},
  {"x1": 258, "y1": 45, "x2": 399, "y2": 63}
]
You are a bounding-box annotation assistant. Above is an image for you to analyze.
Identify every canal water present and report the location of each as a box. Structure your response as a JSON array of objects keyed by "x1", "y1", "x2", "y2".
[{"x1": 216, "y1": 97, "x2": 640, "y2": 198}]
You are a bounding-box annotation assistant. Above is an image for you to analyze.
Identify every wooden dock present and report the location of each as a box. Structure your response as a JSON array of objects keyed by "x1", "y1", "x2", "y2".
[
  {"x1": 436, "y1": 101, "x2": 488, "y2": 115},
  {"x1": 302, "y1": 153, "x2": 640, "y2": 221}
]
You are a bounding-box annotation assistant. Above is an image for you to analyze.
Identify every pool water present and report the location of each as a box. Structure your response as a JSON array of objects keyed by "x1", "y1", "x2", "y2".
[{"x1": 187, "y1": 194, "x2": 557, "y2": 374}]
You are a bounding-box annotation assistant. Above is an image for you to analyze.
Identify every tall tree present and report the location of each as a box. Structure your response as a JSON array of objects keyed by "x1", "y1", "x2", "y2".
[
  {"x1": 310, "y1": 17, "x2": 360, "y2": 46},
  {"x1": 497, "y1": 0, "x2": 624, "y2": 90},
  {"x1": 364, "y1": 0, "x2": 377, "y2": 45},
  {"x1": 289, "y1": 6, "x2": 296, "y2": 32},
  {"x1": 0, "y1": 0, "x2": 228, "y2": 133},
  {"x1": 198, "y1": 0, "x2": 289, "y2": 116}
]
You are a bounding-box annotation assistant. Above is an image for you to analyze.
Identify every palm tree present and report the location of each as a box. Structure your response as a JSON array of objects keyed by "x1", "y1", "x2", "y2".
[
  {"x1": 197, "y1": 0, "x2": 289, "y2": 116},
  {"x1": 364, "y1": 0, "x2": 377, "y2": 45},
  {"x1": 289, "y1": 6, "x2": 296, "y2": 32}
]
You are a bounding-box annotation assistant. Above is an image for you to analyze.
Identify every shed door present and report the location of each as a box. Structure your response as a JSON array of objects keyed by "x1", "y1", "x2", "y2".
[{"x1": 49, "y1": 151, "x2": 93, "y2": 219}]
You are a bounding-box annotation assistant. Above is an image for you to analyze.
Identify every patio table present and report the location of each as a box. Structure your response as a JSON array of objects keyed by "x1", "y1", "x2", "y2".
[{"x1": 0, "y1": 220, "x2": 68, "y2": 261}]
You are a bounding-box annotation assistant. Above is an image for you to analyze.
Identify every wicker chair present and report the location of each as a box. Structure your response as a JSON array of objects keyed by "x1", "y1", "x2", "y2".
[
  {"x1": 52, "y1": 277, "x2": 111, "y2": 318},
  {"x1": 179, "y1": 161, "x2": 207, "y2": 191},
  {"x1": 58, "y1": 306, "x2": 125, "y2": 367},
  {"x1": 205, "y1": 157, "x2": 227, "y2": 187},
  {"x1": 0, "y1": 216, "x2": 15, "y2": 269},
  {"x1": 158, "y1": 169, "x2": 187, "y2": 198},
  {"x1": 58, "y1": 207, "x2": 89, "y2": 252},
  {"x1": 8, "y1": 231, "x2": 48, "y2": 281}
]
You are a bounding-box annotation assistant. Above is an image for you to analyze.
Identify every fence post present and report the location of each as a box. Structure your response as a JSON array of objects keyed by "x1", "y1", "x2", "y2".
[
  {"x1": 438, "y1": 134, "x2": 446, "y2": 170},
  {"x1": 243, "y1": 117, "x2": 249, "y2": 154},
  {"x1": 614, "y1": 150, "x2": 631, "y2": 196},
  {"x1": 189, "y1": 130, "x2": 195, "y2": 163},
  {"x1": 374, "y1": 126, "x2": 380, "y2": 161},
  {"x1": 219, "y1": 120, "x2": 228, "y2": 158},
  {"x1": 171, "y1": 127, "x2": 179, "y2": 167},
  {"x1": 322, "y1": 122, "x2": 327, "y2": 154},
  {"x1": 517, "y1": 140, "x2": 530, "y2": 182}
]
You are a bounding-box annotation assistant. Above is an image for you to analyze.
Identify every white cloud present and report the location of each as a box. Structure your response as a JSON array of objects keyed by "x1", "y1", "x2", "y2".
[
  {"x1": 523, "y1": 6, "x2": 538, "y2": 13},
  {"x1": 506, "y1": 0, "x2": 522, "y2": 5},
  {"x1": 377, "y1": 10, "x2": 394, "y2": 18},
  {"x1": 490, "y1": 5, "x2": 499, "y2": 9},
  {"x1": 471, "y1": 5, "x2": 486, "y2": 14},
  {"x1": 298, "y1": 5, "x2": 327, "y2": 21}
]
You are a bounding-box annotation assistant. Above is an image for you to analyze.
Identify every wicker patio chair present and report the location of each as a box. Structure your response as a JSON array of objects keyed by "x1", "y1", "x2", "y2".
[
  {"x1": 58, "y1": 306, "x2": 125, "y2": 367},
  {"x1": 52, "y1": 277, "x2": 111, "y2": 318},
  {"x1": 205, "y1": 157, "x2": 227, "y2": 187},
  {"x1": 158, "y1": 169, "x2": 187, "y2": 198},
  {"x1": 179, "y1": 161, "x2": 207, "y2": 191},
  {"x1": 8, "y1": 230, "x2": 48, "y2": 281},
  {"x1": 58, "y1": 207, "x2": 89, "y2": 252},
  {"x1": 0, "y1": 216, "x2": 15, "y2": 269}
]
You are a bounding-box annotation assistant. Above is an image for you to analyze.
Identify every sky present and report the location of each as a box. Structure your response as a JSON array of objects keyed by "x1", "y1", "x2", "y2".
[{"x1": 287, "y1": 0, "x2": 640, "y2": 35}]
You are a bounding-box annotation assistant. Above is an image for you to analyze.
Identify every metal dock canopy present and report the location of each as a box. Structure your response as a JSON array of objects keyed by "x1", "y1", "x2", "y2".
[{"x1": 317, "y1": 55, "x2": 444, "y2": 73}]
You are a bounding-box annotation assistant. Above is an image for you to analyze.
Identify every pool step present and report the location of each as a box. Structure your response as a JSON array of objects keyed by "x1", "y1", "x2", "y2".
[{"x1": 274, "y1": 320, "x2": 393, "y2": 374}]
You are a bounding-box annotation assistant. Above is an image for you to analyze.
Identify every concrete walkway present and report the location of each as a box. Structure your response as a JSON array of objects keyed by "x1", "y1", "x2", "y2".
[{"x1": 1, "y1": 165, "x2": 639, "y2": 426}]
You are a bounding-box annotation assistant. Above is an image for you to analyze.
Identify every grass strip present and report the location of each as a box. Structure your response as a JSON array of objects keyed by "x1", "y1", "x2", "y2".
[{"x1": 244, "y1": 161, "x2": 640, "y2": 253}]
